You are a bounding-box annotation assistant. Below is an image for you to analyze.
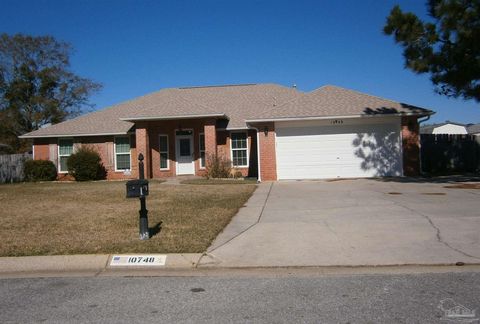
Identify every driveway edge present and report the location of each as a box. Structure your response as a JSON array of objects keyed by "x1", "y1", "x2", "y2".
[{"x1": 206, "y1": 182, "x2": 273, "y2": 253}]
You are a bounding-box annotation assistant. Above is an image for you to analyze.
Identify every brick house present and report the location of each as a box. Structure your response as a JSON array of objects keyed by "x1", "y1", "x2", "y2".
[{"x1": 20, "y1": 84, "x2": 433, "y2": 181}]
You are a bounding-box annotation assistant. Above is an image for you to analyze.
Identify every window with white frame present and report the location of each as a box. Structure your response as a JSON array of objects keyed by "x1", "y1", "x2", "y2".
[
  {"x1": 199, "y1": 133, "x2": 206, "y2": 168},
  {"x1": 58, "y1": 138, "x2": 73, "y2": 173},
  {"x1": 115, "y1": 136, "x2": 131, "y2": 171},
  {"x1": 230, "y1": 132, "x2": 248, "y2": 167},
  {"x1": 159, "y1": 135, "x2": 169, "y2": 170}
]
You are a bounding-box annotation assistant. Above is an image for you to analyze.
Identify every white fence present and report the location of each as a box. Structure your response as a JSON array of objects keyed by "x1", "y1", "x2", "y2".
[{"x1": 0, "y1": 153, "x2": 32, "y2": 183}]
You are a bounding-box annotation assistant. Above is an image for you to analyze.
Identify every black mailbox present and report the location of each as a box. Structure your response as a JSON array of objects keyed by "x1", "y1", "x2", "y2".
[{"x1": 126, "y1": 179, "x2": 149, "y2": 198}]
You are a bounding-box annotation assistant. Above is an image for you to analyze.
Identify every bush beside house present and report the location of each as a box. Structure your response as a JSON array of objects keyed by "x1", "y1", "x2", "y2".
[
  {"x1": 205, "y1": 154, "x2": 232, "y2": 179},
  {"x1": 67, "y1": 146, "x2": 106, "y2": 181},
  {"x1": 23, "y1": 160, "x2": 57, "y2": 182}
]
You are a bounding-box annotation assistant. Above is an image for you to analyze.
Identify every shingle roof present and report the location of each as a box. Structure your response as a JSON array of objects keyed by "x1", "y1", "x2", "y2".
[
  {"x1": 420, "y1": 124, "x2": 436, "y2": 134},
  {"x1": 467, "y1": 123, "x2": 480, "y2": 134},
  {"x1": 247, "y1": 85, "x2": 432, "y2": 121},
  {"x1": 20, "y1": 83, "x2": 433, "y2": 138},
  {"x1": 172, "y1": 84, "x2": 301, "y2": 128},
  {"x1": 19, "y1": 105, "x2": 135, "y2": 138},
  {"x1": 20, "y1": 84, "x2": 300, "y2": 138}
]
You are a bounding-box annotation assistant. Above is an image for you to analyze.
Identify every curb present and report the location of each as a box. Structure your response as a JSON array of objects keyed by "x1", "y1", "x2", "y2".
[
  {"x1": 1, "y1": 254, "x2": 480, "y2": 278},
  {"x1": 0, "y1": 253, "x2": 204, "y2": 274}
]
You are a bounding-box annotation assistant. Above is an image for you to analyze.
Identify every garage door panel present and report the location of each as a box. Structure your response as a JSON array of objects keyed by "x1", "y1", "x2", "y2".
[
  {"x1": 277, "y1": 123, "x2": 392, "y2": 136},
  {"x1": 275, "y1": 121, "x2": 402, "y2": 179}
]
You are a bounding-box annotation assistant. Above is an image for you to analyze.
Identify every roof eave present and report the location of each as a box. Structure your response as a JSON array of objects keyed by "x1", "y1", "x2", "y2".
[
  {"x1": 119, "y1": 113, "x2": 229, "y2": 122},
  {"x1": 246, "y1": 111, "x2": 434, "y2": 123},
  {"x1": 19, "y1": 131, "x2": 131, "y2": 139}
]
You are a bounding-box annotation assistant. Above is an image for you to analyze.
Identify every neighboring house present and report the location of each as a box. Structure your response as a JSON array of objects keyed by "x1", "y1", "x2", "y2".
[
  {"x1": 420, "y1": 121, "x2": 468, "y2": 135},
  {"x1": 467, "y1": 123, "x2": 480, "y2": 136},
  {"x1": 20, "y1": 84, "x2": 433, "y2": 181}
]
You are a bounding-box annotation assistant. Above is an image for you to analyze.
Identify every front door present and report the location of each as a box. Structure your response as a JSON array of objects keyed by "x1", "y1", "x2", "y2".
[{"x1": 176, "y1": 131, "x2": 195, "y2": 175}]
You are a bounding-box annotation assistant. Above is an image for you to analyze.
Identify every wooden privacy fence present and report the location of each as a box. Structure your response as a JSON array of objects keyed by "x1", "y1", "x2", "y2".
[
  {"x1": 0, "y1": 153, "x2": 32, "y2": 183},
  {"x1": 421, "y1": 134, "x2": 480, "y2": 174}
]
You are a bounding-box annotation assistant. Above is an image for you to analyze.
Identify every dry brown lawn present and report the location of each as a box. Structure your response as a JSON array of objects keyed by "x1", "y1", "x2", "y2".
[{"x1": 0, "y1": 180, "x2": 256, "y2": 256}]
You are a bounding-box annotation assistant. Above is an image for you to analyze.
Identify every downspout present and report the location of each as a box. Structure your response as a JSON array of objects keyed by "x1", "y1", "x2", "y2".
[
  {"x1": 247, "y1": 124, "x2": 262, "y2": 183},
  {"x1": 418, "y1": 115, "x2": 431, "y2": 124}
]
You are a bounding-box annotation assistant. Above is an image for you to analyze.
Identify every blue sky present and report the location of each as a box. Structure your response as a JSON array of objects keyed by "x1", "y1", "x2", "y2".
[{"x1": 1, "y1": 0, "x2": 478, "y2": 124}]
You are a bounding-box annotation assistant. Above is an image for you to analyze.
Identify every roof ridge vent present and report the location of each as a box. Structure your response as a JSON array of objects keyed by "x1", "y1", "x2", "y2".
[{"x1": 178, "y1": 83, "x2": 257, "y2": 89}]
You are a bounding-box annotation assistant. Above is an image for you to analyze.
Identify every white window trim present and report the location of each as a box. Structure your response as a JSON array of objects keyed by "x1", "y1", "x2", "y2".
[
  {"x1": 159, "y1": 134, "x2": 169, "y2": 170},
  {"x1": 114, "y1": 135, "x2": 131, "y2": 172},
  {"x1": 58, "y1": 138, "x2": 74, "y2": 173},
  {"x1": 199, "y1": 133, "x2": 206, "y2": 169},
  {"x1": 230, "y1": 131, "x2": 249, "y2": 168}
]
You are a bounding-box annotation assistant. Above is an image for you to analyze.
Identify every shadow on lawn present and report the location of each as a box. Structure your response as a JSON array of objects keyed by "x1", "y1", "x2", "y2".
[{"x1": 149, "y1": 222, "x2": 162, "y2": 238}]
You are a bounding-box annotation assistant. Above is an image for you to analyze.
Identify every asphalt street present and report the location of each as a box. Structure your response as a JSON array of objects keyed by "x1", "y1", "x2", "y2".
[{"x1": 1, "y1": 270, "x2": 479, "y2": 323}]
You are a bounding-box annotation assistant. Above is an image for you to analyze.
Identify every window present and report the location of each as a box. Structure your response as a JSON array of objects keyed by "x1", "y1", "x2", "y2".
[
  {"x1": 179, "y1": 138, "x2": 191, "y2": 156},
  {"x1": 230, "y1": 132, "x2": 248, "y2": 167},
  {"x1": 115, "y1": 136, "x2": 131, "y2": 171},
  {"x1": 159, "y1": 135, "x2": 169, "y2": 170},
  {"x1": 199, "y1": 133, "x2": 205, "y2": 168},
  {"x1": 58, "y1": 138, "x2": 73, "y2": 173}
]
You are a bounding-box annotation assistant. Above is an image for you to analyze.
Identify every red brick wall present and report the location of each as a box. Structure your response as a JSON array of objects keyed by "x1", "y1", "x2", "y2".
[
  {"x1": 251, "y1": 122, "x2": 277, "y2": 181},
  {"x1": 204, "y1": 119, "x2": 217, "y2": 159},
  {"x1": 216, "y1": 130, "x2": 229, "y2": 160},
  {"x1": 401, "y1": 116, "x2": 421, "y2": 176},
  {"x1": 33, "y1": 135, "x2": 137, "y2": 181},
  {"x1": 135, "y1": 124, "x2": 151, "y2": 178},
  {"x1": 148, "y1": 119, "x2": 210, "y2": 178},
  {"x1": 32, "y1": 119, "x2": 261, "y2": 180},
  {"x1": 146, "y1": 120, "x2": 257, "y2": 179},
  {"x1": 78, "y1": 136, "x2": 137, "y2": 180}
]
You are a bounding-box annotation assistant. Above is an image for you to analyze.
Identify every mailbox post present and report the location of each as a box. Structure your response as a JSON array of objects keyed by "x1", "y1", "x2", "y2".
[
  {"x1": 126, "y1": 153, "x2": 149, "y2": 240},
  {"x1": 137, "y1": 154, "x2": 149, "y2": 240}
]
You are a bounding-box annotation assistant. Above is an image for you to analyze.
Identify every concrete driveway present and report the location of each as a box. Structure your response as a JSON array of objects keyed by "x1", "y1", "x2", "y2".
[{"x1": 199, "y1": 178, "x2": 480, "y2": 267}]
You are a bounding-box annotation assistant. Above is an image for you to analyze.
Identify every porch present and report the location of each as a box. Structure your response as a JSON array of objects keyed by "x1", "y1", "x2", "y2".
[{"x1": 133, "y1": 118, "x2": 259, "y2": 179}]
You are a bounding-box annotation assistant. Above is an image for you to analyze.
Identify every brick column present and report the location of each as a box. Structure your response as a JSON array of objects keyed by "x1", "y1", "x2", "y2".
[
  {"x1": 135, "y1": 123, "x2": 151, "y2": 178},
  {"x1": 401, "y1": 116, "x2": 420, "y2": 176},
  {"x1": 204, "y1": 119, "x2": 217, "y2": 161},
  {"x1": 256, "y1": 122, "x2": 277, "y2": 181}
]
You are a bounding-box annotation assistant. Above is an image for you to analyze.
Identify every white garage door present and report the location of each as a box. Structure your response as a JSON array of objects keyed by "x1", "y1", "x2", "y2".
[{"x1": 275, "y1": 118, "x2": 403, "y2": 179}]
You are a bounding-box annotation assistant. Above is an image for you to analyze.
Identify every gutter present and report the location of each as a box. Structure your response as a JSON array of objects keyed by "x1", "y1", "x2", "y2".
[
  {"x1": 246, "y1": 124, "x2": 262, "y2": 183},
  {"x1": 19, "y1": 131, "x2": 130, "y2": 139},
  {"x1": 245, "y1": 112, "x2": 434, "y2": 123}
]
